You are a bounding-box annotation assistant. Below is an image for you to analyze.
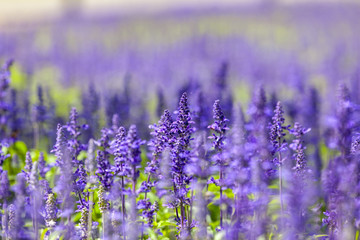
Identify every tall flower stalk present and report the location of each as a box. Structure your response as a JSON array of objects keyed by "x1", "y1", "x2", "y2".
[
  {"x1": 112, "y1": 126, "x2": 128, "y2": 238},
  {"x1": 126, "y1": 125, "x2": 145, "y2": 240},
  {"x1": 208, "y1": 100, "x2": 229, "y2": 230},
  {"x1": 270, "y1": 101, "x2": 289, "y2": 219},
  {"x1": 170, "y1": 92, "x2": 194, "y2": 237}
]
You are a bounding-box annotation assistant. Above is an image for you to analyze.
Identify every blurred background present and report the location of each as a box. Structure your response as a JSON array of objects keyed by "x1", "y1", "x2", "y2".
[
  {"x1": 0, "y1": 0, "x2": 358, "y2": 24},
  {"x1": 1, "y1": 0, "x2": 360, "y2": 140}
]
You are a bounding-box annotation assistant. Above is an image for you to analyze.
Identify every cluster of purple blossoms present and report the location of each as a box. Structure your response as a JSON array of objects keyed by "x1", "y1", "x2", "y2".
[{"x1": 2, "y1": 53, "x2": 360, "y2": 240}]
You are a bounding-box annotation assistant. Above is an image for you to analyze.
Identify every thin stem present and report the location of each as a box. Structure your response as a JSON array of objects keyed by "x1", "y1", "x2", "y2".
[
  {"x1": 121, "y1": 176, "x2": 126, "y2": 239},
  {"x1": 141, "y1": 174, "x2": 152, "y2": 239},
  {"x1": 102, "y1": 211, "x2": 106, "y2": 240},
  {"x1": 32, "y1": 195, "x2": 39, "y2": 240},
  {"x1": 2, "y1": 201, "x2": 8, "y2": 240},
  {"x1": 87, "y1": 191, "x2": 93, "y2": 240},
  {"x1": 219, "y1": 166, "x2": 223, "y2": 229},
  {"x1": 279, "y1": 158, "x2": 283, "y2": 214},
  {"x1": 188, "y1": 190, "x2": 193, "y2": 230},
  {"x1": 180, "y1": 200, "x2": 185, "y2": 229},
  {"x1": 173, "y1": 182, "x2": 180, "y2": 221},
  {"x1": 278, "y1": 136, "x2": 284, "y2": 229}
]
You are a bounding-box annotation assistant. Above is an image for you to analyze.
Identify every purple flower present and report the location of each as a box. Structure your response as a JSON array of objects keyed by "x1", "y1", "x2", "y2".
[
  {"x1": 112, "y1": 126, "x2": 128, "y2": 176},
  {"x1": 270, "y1": 101, "x2": 289, "y2": 160},
  {"x1": 23, "y1": 152, "x2": 32, "y2": 182},
  {"x1": 147, "y1": 109, "x2": 174, "y2": 175},
  {"x1": 9, "y1": 173, "x2": 28, "y2": 239},
  {"x1": 208, "y1": 100, "x2": 229, "y2": 157},
  {"x1": 137, "y1": 199, "x2": 157, "y2": 227},
  {"x1": 0, "y1": 170, "x2": 10, "y2": 201},
  {"x1": 289, "y1": 122, "x2": 310, "y2": 175},
  {"x1": 96, "y1": 129, "x2": 113, "y2": 191},
  {"x1": 323, "y1": 210, "x2": 338, "y2": 233},
  {"x1": 64, "y1": 107, "x2": 88, "y2": 166},
  {"x1": 0, "y1": 60, "x2": 13, "y2": 145},
  {"x1": 74, "y1": 162, "x2": 87, "y2": 194},
  {"x1": 208, "y1": 100, "x2": 229, "y2": 229},
  {"x1": 336, "y1": 84, "x2": 353, "y2": 161},
  {"x1": 38, "y1": 152, "x2": 47, "y2": 178},
  {"x1": 52, "y1": 124, "x2": 66, "y2": 168},
  {"x1": 126, "y1": 125, "x2": 145, "y2": 192},
  {"x1": 171, "y1": 93, "x2": 193, "y2": 198}
]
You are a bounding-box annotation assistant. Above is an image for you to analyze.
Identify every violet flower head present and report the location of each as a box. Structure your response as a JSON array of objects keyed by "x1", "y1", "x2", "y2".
[
  {"x1": 24, "y1": 152, "x2": 32, "y2": 182},
  {"x1": 38, "y1": 152, "x2": 47, "y2": 178},
  {"x1": 65, "y1": 107, "x2": 87, "y2": 166},
  {"x1": 137, "y1": 199, "x2": 157, "y2": 227},
  {"x1": 147, "y1": 109, "x2": 173, "y2": 175},
  {"x1": 289, "y1": 122, "x2": 311, "y2": 175},
  {"x1": 0, "y1": 170, "x2": 10, "y2": 201},
  {"x1": 170, "y1": 92, "x2": 193, "y2": 203},
  {"x1": 336, "y1": 83, "x2": 353, "y2": 160},
  {"x1": 74, "y1": 162, "x2": 87, "y2": 194},
  {"x1": 52, "y1": 124, "x2": 65, "y2": 168},
  {"x1": 66, "y1": 107, "x2": 81, "y2": 138},
  {"x1": 13, "y1": 172, "x2": 27, "y2": 211},
  {"x1": 323, "y1": 210, "x2": 338, "y2": 233},
  {"x1": 112, "y1": 126, "x2": 128, "y2": 176},
  {"x1": 0, "y1": 60, "x2": 13, "y2": 144},
  {"x1": 172, "y1": 92, "x2": 193, "y2": 146},
  {"x1": 96, "y1": 129, "x2": 113, "y2": 191},
  {"x1": 126, "y1": 125, "x2": 145, "y2": 184},
  {"x1": 270, "y1": 101, "x2": 289, "y2": 157},
  {"x1": 208, "y1": 100, "x2": 229, "y2": 152}
]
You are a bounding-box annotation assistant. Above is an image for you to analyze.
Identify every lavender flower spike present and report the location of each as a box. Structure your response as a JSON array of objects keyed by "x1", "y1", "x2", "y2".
[
  {"x1": 208, "y1": 100, "x2": 229, "y2": 230},
  {"x1": 270, "y1": 101, "x2": 289, "y2": 224}
]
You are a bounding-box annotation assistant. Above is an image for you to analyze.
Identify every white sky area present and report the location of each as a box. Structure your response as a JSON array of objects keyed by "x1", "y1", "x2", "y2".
[{"x1": 0, "y1": 0, "x2": 357, "y2": 24}]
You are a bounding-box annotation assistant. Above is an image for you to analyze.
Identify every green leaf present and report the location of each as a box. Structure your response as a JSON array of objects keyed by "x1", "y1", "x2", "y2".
[{"x1": 40, "y1": 228, "x2": 49, "y2": 240}]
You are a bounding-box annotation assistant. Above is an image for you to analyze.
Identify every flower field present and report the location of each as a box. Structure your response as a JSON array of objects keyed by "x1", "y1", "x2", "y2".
[{"x1": 1, "y1": 4, "x2": 360, "y2": 240}]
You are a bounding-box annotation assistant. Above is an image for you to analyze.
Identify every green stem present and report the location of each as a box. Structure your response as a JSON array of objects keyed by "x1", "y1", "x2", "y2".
[
  {"x1": 141, "y1": 174, "x2": 152, "y2": 239},
  {"x1": 2, "y1": 201, "x2": 8, "y2": 240},
  {"x1": 219, "y1": 166, "x2": 223, "y2": 229},
  {"x1": 102, "y1": 211, "x2": 107, "y2": 240},
  {"x1": 87, "y1": 191, "x2": 93, "y2": 240},
  {"x1": 121, "y1": 176, "x2": 126, "y2": 240},
  {"x1": 278, "y1": 136, "x2": 284, "y2": 228},
  {"x1": 188, "y1": 190, "x2": 193, "y2": 231}
]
